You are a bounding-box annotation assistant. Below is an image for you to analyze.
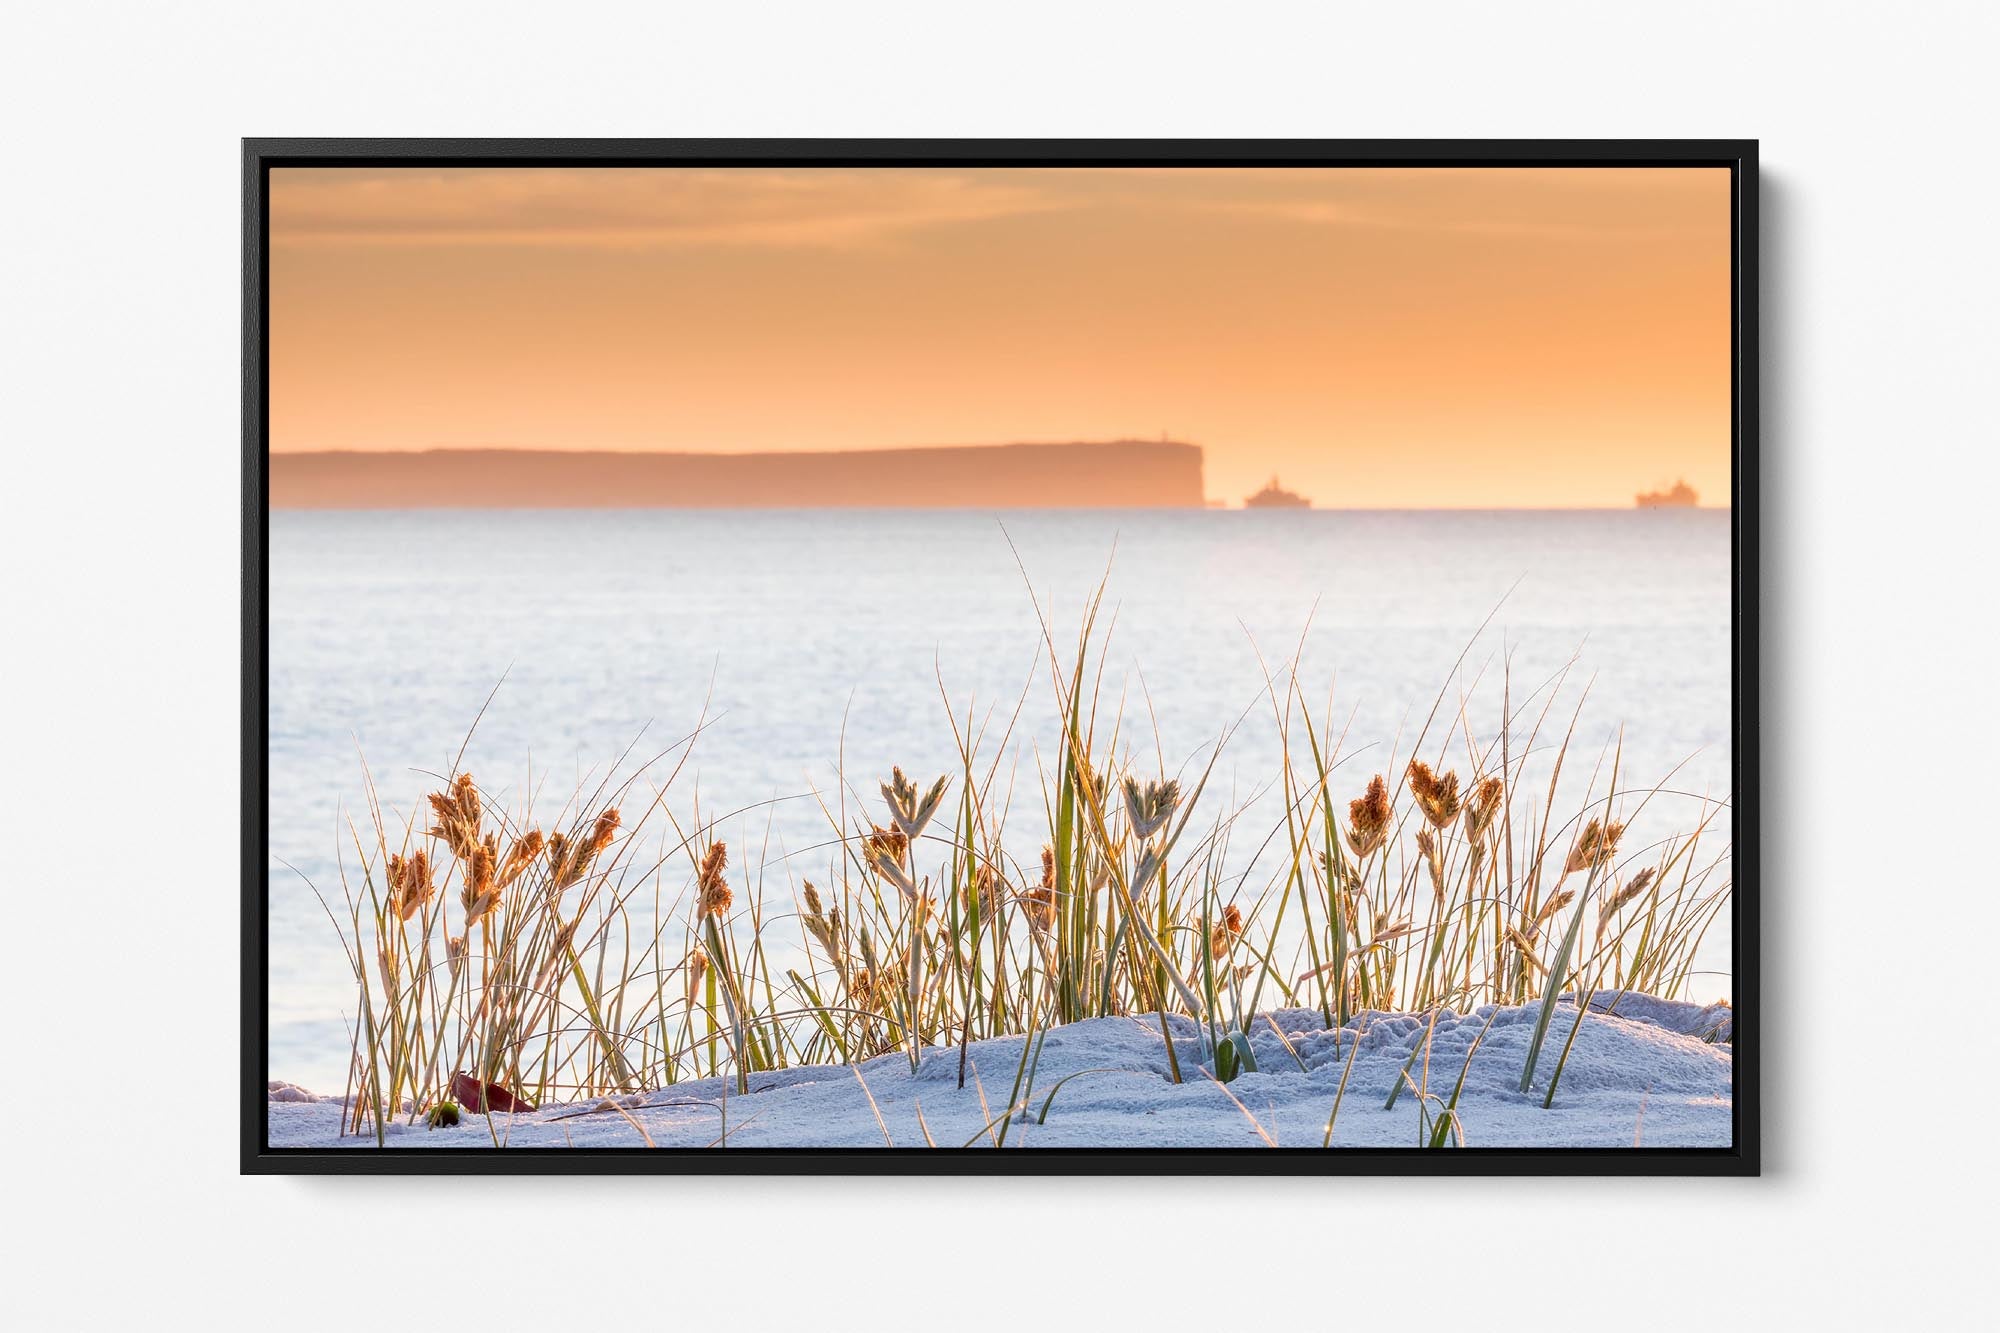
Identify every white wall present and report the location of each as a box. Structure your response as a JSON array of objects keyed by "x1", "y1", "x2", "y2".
[{"x1": 6, "y1": 2, "x2": 1993, "y2": 1327}]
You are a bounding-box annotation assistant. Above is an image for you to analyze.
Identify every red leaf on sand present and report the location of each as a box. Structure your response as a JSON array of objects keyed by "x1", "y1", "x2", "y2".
[{"x1": 449, "y1": 1071, "x2": 537, "y2": 1114}]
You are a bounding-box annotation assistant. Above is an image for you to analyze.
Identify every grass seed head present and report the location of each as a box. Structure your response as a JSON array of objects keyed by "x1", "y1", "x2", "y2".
[
  {"x1": 1603, "y1": 866, "x2": 1656, "y2": 914},
  {"x1": 1529, "y1": 888, "x2": 1576, "y2": 934},
  {"x1": 460, "y1": 843, "x2": 500, "y2": 925},
  {"x1": 800, "y1": 880, "x2": 846, "y2": 962},
  {"x1": 1465, "y1": 776, "x2": 1504, "y2": 840},
  {"x1": 549, "y1": 809, "x2": 620, "y2": 889},
  {"x1": 1209, "y1": 903, "x2": 1245, "y2": 960},
  {"x1": 1121, "y1": 775, "x2": 1182, "y2": 842},
  {"x1": 496, "y1": 829, "x2": 544, "y2": 888},
  {"x1": 882, "y1": 766, "x2": 951, "y2": 842},
  {"x1": 863, "y1": 823, "x2": 909, "y2": 866},
  {"x1": 1415, "y1": 827, "x2": 1445, "y2": 897},
  {"x1": 1371, "y1": 912, "x2": 1413, "y2": 944},
  {"x1": 1407, "y1": 760, "x2": 1463, "y2": 830},
  {"x1": 387, "y1": 850, "x2": 434, "y2": 922},
  {"x1": 1595, "y1": 867, "x2": 1658, "y2": 940},
  {"x1": 696, "y1": 841, "x2": 733, "y2": 918},
  {"x1": 1565, "y1": 817, "x2": 1626, "y2": 875},
  {"x1": 683, "y1": 946, "x2": 709, "y2": 1006},
  {"x1": 1346, "y1": 774, "x2": 1393, "y2": 858},
  {"x1": 587, "y1": 809, "x2": 620, "y2": 856},
  {"x1": 427, "y1": 773, "x2": 484, "y2": 859}
]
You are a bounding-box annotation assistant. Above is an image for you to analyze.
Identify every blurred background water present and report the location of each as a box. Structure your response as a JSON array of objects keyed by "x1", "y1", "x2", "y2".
[{"x1": 268, "y1": 508, "x2": 1733, "y2": 1088}]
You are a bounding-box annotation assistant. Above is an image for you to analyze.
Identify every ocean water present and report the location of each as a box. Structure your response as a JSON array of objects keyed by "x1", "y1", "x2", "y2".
[{"x1": 267, "y1": 509, "x2": 1734, "y2": 1089}]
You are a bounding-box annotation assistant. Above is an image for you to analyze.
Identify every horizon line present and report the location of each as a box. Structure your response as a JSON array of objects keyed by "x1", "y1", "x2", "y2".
[
  {"x1": 267, "y1": 444, "x2": 1722, "y2": 509},
  {"x1": 271, "y1": 439, "x2": 1202, "y2": 457},
  {"x1": 269, "y1": 503, "x2": 1731, "y2": 513}
]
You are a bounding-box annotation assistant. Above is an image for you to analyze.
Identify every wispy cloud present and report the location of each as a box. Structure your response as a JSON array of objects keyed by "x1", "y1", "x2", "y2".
[
  {"x1": 271, "y1": 167, "x2": 1059, "y2": 248},
  {"x1": 1197, "y1": 197, "x2": 1703, "y2": 242},
  {"x1": 1107, "y1": 166, "x2": 1723, "y2": 241}
]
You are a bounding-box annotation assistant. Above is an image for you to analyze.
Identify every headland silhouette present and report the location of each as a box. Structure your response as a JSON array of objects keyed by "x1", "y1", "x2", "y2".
[{"x1": 271, "y1": 440, "x2": 1205, "y2": 509}]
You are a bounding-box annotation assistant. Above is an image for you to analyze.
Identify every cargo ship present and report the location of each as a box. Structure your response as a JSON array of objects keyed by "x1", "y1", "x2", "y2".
[
  {"x1": 1244, "y1": 476, "x2": 1311, "y2": 509},
  {"x1": 1635, "y1": 479, "x2": 1699, "y2": 509}
]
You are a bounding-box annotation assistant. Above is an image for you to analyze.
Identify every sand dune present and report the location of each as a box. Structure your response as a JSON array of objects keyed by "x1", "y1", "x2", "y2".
[{"x1": 267, "y1": 994, "x2": 1732, "y2": 1151}]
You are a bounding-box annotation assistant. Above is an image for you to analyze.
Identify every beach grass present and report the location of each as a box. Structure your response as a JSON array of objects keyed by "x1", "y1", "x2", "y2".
[{"x1": 304, "y1": 585, "x2": 1731, "y2": 1143}]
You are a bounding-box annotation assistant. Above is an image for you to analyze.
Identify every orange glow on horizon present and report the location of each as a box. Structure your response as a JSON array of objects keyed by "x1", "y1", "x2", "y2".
[{"x1": 270, "y1": 166, "x2": 1732, "y2": 508}]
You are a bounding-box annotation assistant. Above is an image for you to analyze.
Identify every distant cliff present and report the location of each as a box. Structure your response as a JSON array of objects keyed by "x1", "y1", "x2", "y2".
[{"x1": 270, "y1": 441, "x2": 1205, "y2": 509}]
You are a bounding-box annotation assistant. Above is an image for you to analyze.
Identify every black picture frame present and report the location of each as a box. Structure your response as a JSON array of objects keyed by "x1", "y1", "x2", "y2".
[{"x1": 243, "y1": 138, "x2": 1758, "y2": 1176}]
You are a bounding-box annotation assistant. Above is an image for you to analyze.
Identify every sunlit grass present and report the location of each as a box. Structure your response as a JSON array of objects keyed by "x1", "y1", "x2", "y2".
[{"x1": 303, "y1": 575, "x2": 1731, "y2": 1144}]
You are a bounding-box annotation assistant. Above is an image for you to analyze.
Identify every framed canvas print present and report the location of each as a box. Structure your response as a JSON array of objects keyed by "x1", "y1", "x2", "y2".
[{"x1": 244, "y1": 139, "x2": 1757, "y2": 1174}]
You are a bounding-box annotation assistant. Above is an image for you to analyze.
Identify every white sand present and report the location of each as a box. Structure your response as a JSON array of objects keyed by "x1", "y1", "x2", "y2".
[{"x1": 267, "y1": 992, "x2": 1732, "y2": 1150}]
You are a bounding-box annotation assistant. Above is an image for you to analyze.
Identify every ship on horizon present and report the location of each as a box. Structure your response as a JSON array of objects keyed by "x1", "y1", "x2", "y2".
[
  {"x1": 1635, "y1": 479, "x2": 1700, "y2": 509},
  {"x1": 1244, "y1": 475, "x2": 1311, "y2": 509}
]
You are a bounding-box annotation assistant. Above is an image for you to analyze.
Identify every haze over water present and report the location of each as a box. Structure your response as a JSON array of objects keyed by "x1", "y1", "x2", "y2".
[{"x1": 268, "y1": 507, "x2": 1732, "y2": 1089}]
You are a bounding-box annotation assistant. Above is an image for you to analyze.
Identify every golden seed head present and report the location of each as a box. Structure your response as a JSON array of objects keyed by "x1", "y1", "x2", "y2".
[
  {"x1": 1464, "y1": 776, "x2": 1505, "y2": 840},
  {"x1": 1406, "y1": 760, "x2": 1462, "y2": 830},
  {"x1": 1596, "y1": 867, "x2": 1658, "y2": 936},
  {"x1": 497, "y1": 829, "x2": 544, "y2": 887},
  {"x1": 1040, "y1": 845, "x2": 1055, "y2": 888},
  {"x1": 1415, "y1": 827, "x2": 1445, "y2": 895},
  {"x1": 1208, "y1": 903, "x2": 1245, "y2": 961},
  {"x1": 460, "y1": 843, "x2": 500, "y2": 925},
  {"x1": 387, "y1": 850, "x2": 434, "y2": 922},
  {"x1": 427, "y1": 773, "x2": 484, "y2": 858},
  {"x1": 802, "y1": 880, "x2": 824, "y2": 918},
  {"x1": 1346, "y1": 774, "x2": 1393, "y2": 858},
  {"x1": 683, "y1": 946, "x2": 709, "y2": 1007},
  {"x1": 1620, "y1": 865, "x2": 1657, "y2": 899},
  {"x1": 863, "y1": 823, "x2": 909, "y2": 866},
  {"x1": 548, "y1": 809, "x2": 620, "y2": 890},
  {"x1": 1564, "y1": 818, "x2": 1626, "y2": 875},
  {"x1": 588, "y1": 808, "x2": 620, "y2": 856},
  {"x1": 1530, "y1": 888, "x2": 1577, "y2": 934},
  {"x1": 697, "y1": 841, "x2": 733, "y2": 918},
  {"x1": 700, "y1": 840, "x2": 740, "y2": 912}
]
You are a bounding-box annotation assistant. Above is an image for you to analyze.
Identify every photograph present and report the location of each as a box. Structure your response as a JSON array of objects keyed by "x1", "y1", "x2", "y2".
[
  {"x1": 30, "y1": 3, "x2": 2000, "y2": 1324},
  {"x1": 250, "y1": 145, "x2": 1752, "y2": 1167}
]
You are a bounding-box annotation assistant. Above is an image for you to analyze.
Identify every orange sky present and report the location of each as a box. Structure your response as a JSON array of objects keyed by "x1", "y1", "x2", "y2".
[{"x1": 270, "y1": 166, "x2": 1732, "y2": 507}]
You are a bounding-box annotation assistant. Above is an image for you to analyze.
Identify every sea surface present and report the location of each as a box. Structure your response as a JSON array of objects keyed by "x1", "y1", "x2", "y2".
[{"x1": 268, "y1": 509, "x2": 1734, "y2": 1089}]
